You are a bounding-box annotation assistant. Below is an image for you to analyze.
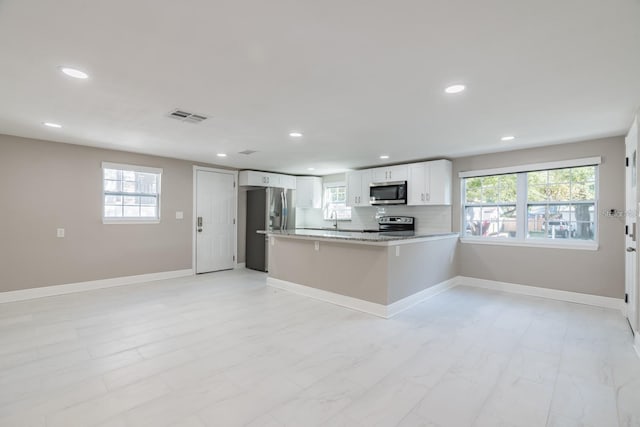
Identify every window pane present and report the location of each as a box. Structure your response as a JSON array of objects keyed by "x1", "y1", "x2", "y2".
[
  {"x1": 571, "y1": 166, "x2": 595, "y2": 182},
  {"x1": 104, "y1": 169, "x2": 121, "y2": 180},
  {"x1": 547, "y1": 183, "x2": 571, "y2": 201},
  {"x1": 527, "y1": 203, "x2": 594, "y2": 240},
  {"x1": 498, "y1": 175, "x2": 517, "y2": 203},
  {"x1": 104, "y1": 180, "x2": 122, "y2": 192},
  {"x1": 140, "y1": 207, "x2": 157, "y2": 217},
  {"x1": 464, "y1": 205, "x2": 516, "y2": 238},
  {"x1": 549, "y1": 168, "x2": 571, "y2": 183},
  {"x1": 140, "y1": 196, "x2": 157, "y2": 206},
  {"x1": 528, "y1": 171, "x2": 548, "y2": 186},
  {"x1": 122, "y1": 181, "x2": 137, "y2": 193},
  {"x1": 123, "y1": 196, "x2": 139, "y2": 206},
  {"x1": 123, "y1": 170, "x2": 136, "y2": 181},
  {"x1": 571, "y1": 182, "x2": 595, "y2": 201},
  {"x1": 483, "y1": 186, "x2": 498, "y2": 203},
  {"x1": 104, "y1": 195, "x2": 123, "y2": 205},
  {"x1": 124, "y1": 206, "x2": 140, "y2": 217},
  {"x1": 527, "y1": 184, "x2": 547, "y2": 202},
  {"x1": 104, "y1": 205, "x2": 123, "y2": 217},
  {"x1": 465, "y1": 177, "x2": 482, "y2": 203}
]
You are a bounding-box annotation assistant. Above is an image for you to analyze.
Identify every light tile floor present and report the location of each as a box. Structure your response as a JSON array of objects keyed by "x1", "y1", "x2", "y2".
[{"x1": 0, "y1": 269, "x2": 639, "y2": 426}]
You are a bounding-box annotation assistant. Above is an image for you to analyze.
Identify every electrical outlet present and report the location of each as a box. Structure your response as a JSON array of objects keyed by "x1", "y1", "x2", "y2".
[
  {"x1": 56, "y1": 228, "x2": 65, "y2": 238},
  {"x1": 314, "y1": 241, "x2": 320, "y2": 251},
  {"x1": 395, "y1": 246, "x2": 400, "y2": 257},
  {"x1": 175, "y1": 211, "x2": 184, "y2": 220}
]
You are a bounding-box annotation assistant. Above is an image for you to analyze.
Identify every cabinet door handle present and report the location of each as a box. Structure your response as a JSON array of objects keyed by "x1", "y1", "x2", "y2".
[{"x1": 426, "y1": 193, "x2": 430, "y2": 201}]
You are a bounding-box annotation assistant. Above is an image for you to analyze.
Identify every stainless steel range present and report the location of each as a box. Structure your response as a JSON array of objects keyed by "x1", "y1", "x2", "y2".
[{"x1": 377, "y1": 216, "x2": 415, "y2": 236}]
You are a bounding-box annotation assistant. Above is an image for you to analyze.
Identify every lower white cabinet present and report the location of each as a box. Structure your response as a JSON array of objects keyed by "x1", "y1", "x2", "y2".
[
  {"x1": 296, "y1": 176, "x2": 323, "y2": 208},
  {"x1": 407, "y1": 160, "x2": 452, "y2": 205}
]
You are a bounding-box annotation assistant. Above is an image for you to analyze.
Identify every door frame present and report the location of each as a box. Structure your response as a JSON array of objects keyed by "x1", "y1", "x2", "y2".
[{"x1": 192, "y1": 166, "x2": 239, "y2": 274}]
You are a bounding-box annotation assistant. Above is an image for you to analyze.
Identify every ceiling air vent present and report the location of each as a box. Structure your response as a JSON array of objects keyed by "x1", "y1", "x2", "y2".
[
  {"x1": 167, "y1": 109, "x2": 208, "y2": 124},
  {"x1": 238, "y1": 150, "x2": 257, "y2": 155}
]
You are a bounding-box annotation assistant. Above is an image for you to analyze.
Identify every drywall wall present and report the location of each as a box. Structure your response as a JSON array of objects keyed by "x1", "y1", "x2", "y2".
[
  {"x1": 0, "y1": 134, "x2": 235, "y2": 292},
  {"x1": 452, "y1": 137, "x2": 625, "y2": 298}
]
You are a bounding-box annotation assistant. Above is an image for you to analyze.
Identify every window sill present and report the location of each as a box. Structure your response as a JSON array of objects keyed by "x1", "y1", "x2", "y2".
[
  {"x1": 459, "y1": 237, "x2": 598, "y2": 251},
  {"x1": 102, "y1": 219, "x2": 161, "y2": 225}
]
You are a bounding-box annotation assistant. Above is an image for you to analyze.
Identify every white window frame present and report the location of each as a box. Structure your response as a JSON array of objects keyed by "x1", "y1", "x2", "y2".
[
  {"x1": 459, "y1": 157, "x2": 600, "y2": 250},
  {"x1": 323, "y1": 182, "x2": 352, "y2": 221},
  {"x1": 102, "y1": 162, "x2": 162, "y2": 224}
]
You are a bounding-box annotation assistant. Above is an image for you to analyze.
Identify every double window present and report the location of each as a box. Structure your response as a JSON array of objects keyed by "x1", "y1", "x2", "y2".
[
  {"x1": 462, "y1": 159, "x2": 598, "y2": 245},
  {"x1": 102, "y1": 162, "x2": 162, "y2": 223}
]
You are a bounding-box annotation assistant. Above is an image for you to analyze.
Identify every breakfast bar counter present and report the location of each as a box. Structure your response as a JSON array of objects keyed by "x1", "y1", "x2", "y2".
[{"x1": 263, "y1": 229, "x2": 459, "y2": 317}]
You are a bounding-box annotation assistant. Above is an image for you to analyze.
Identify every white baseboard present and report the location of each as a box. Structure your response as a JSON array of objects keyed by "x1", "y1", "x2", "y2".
[
  {"x1": 457, "y1": 276, "x2": 626, "y2": 312},
  {"x1": 0, "y1": 269, "x2": 194, "y2": 304},
  {"x1": 267, "y1": 277, "x2": 388, "y2": 317},
  {"x1": 386, "y1": 277, "x2": 458, "y2": 318},
  {"x1": 267, "y1": 276, "x2": 456, "y2": 318},
  {"x1": 235, "y1": 262, "x2": 246, "y2": 269}
]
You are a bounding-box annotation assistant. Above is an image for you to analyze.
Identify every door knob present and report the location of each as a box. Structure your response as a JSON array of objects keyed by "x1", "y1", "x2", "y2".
[{"x1": 627, "y1": 247, "x2": 636, "y2": 252}]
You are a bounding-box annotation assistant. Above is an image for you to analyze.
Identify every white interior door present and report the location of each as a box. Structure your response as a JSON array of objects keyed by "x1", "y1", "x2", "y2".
[
  {"x1": 196, "y1": 170, "x2": 236, "y2": 274},
  {"x1": 625, "y1": 119, "x2": 638, "y2": 332}
]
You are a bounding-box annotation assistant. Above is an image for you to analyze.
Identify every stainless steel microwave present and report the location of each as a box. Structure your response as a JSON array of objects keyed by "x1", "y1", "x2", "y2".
[{"x1": 370, "y1": 181, "x2": 407, "y2": 205}]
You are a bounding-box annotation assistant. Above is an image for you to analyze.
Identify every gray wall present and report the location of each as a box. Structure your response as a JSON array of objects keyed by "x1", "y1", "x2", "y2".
[
  {"x1": 0, "y1": 134, "x2": 235, "y2": 292},
  {"x1": 387, "y1": 237, "x2": 458, "y2": 303},
  {"x1": 452, "y1": 137, "x2": 625, "y2": 298}
]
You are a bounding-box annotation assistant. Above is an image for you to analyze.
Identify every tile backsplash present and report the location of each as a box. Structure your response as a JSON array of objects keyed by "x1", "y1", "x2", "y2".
[{"x1": 296, "y1": 205, "x2": 452, "y2": 234}]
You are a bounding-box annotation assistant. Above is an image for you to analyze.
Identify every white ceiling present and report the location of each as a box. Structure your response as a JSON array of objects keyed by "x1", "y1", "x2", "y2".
[{"x1": 1, "y1": 0, "x2": 639, "y2": 175}]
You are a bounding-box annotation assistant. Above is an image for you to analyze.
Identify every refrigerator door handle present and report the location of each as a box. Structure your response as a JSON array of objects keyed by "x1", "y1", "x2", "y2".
[
  {"x1": 280, "y1": 191, "x2": 285, "y2": 231},
  {"x1": 283, "y1": 191, "x2": 288, "y2": 230}
]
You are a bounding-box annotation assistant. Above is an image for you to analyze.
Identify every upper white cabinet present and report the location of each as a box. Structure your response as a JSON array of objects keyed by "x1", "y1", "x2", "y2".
[
  {"x1": 239, "y1": 171, "x2": 296, "y2": 189},
  {"x1": 407, "y1": 160, "x2": 452, "y2": 205},
  {"x1": 279, "y1": 174, "x2": 297, "y2": 190},
  {"x1": 346, "y1": 170, "x2": 372, "y2": 207},
  {"x1": 296, "y1": 176, "x2": 323, "y2": 208},
  {"x1": 371, "y1": 165, "x2": 408, "y2": 183}
]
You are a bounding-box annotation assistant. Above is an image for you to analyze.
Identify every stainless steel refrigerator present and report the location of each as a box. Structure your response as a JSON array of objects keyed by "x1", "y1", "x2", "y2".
[{"x1": 246, "y1": 187, "x2": 295, "y2": 272}]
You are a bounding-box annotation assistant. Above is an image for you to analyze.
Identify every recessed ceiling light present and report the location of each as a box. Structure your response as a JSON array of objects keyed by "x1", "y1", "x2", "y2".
[
  {"x1": 501, "y1": 135, "x2": 516, "y2": 141},
  {"x1": 444, "y1": 84, "x2": 466, "y2": 94},
  {"x1": 59, "y1": 67, "x2": 89, "y2": 79},
  {"x1": 379, "y1": 155, "x2": 389, "y2": 159},
  {"x1": 43, "y1": 122, "x2": 62, "y2": 128},
  {"x1": 289, "y1": 132, "x2": 303, "y2": 138},
  {"x1": 307, "y1": 167, "x2": 315, "y2": 171},
  {"x1": 217, "y1": 153, "x2": 227, "y2": 157}
]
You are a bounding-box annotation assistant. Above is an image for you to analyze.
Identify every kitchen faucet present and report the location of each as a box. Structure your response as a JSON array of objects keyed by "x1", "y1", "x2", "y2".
[{"x1": 330, "y1": 210, "x2": 338, "y2": 230}]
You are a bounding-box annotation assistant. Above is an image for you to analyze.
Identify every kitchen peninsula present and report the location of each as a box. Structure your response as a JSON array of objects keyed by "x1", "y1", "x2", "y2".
[{"x1": 263, "y1": 229, "x2": 459, "y2": 318}]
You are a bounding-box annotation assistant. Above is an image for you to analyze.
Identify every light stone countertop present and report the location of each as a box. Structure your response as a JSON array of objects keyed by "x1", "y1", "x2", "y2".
[{"x1": 259, "y1": 229, "x2": 459, "y2": 246}]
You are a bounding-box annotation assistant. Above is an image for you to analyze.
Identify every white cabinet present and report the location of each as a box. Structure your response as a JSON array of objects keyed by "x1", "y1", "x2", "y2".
[
  {"x1": 371, "y1": 165, "x2": 408, "y2": 183},
  {"x1": 239, "y1": 171, "x2": 296, "y2": 189},
  {"x1": 346, "y1": 170, "x2": 372, "y2": 207},
  {"x1": 408, "y1": 163, "x2": 428, "y2": 205},
  {"x1": 279, "y1": 174, "x2": 297, "y2": 190},
  {"x1": 407, "y1": 160, "x2": 452, "y2": 205},
  {"x1": 296, "y1": 176, "x2": 323, "y2": 208}
]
